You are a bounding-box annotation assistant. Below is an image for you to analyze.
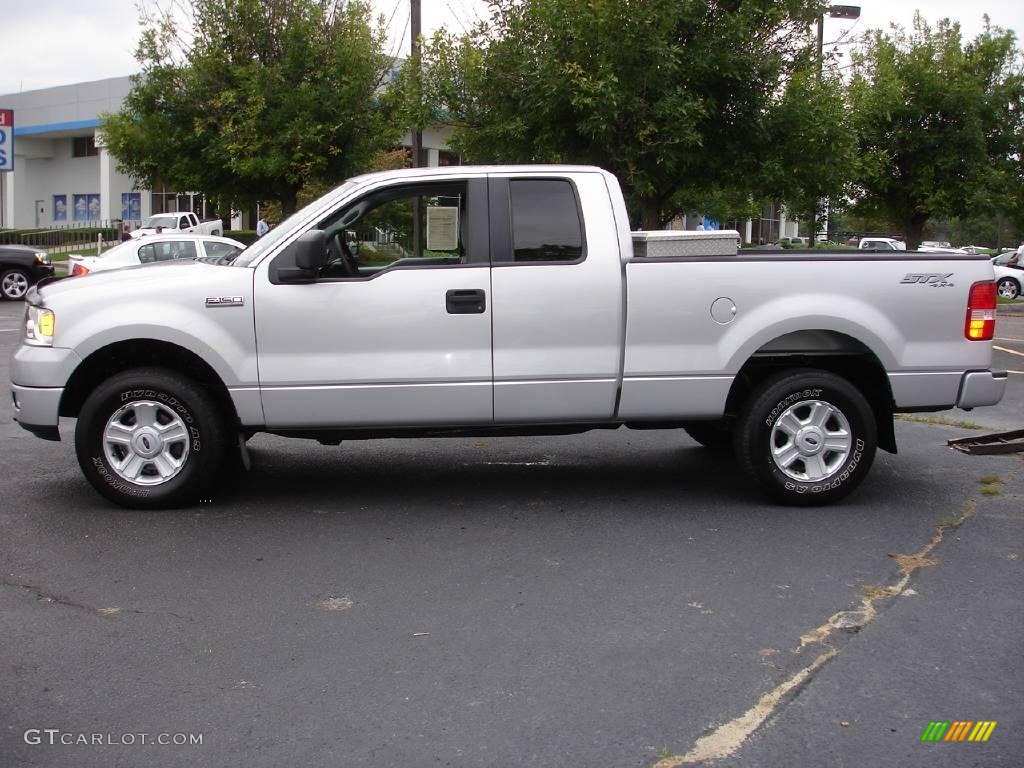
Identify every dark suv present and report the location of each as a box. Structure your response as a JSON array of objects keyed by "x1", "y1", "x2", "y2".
[{"x1": 0, "y1": 245, "x2": 56, "y2": 300}]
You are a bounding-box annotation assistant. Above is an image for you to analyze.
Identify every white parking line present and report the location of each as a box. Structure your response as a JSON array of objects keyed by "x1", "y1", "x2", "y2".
[{"x1": 994, "y1": 345, "x2": 1024, "y2": 358}]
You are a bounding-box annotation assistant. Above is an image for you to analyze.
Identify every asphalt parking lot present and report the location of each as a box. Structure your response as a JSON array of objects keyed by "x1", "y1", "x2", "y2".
[{"x1": 1, "y1": 301, "x2": 1022, "y2": 768}]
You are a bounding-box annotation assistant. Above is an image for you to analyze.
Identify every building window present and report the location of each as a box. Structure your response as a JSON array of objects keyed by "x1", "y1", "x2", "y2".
[
  {"x1": 438, "y1": 151, "x2": 461, "y2": 166},
  {"x1": 72, "y1": 137, "x2": 99, "y2": 157}
]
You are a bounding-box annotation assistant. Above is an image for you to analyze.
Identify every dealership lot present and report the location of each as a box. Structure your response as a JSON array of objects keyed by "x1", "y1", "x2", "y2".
[{"x1": 1, "y1": 301, "x2": 1022, "y2": 767}]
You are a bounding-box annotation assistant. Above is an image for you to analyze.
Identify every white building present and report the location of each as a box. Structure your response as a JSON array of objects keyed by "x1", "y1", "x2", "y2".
[{"x1": 0, "y1": 76, "x2": 457, "y2": 231}]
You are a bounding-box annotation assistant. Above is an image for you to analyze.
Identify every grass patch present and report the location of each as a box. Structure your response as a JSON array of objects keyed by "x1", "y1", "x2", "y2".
[
  {"x1": 980, "y1": 486, "x2": 1002, "y2": 496},
  {"x1": 977, "y1": 476, "x2": 1004, "y2": 485},
  {"x1": 895, "y1": 414, "x2": 986, "y2": 430}
]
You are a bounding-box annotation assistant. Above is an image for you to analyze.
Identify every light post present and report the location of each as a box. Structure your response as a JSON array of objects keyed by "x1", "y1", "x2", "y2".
[{"x1": 808, "y1": 5, "x2": 860, "y2": 247}]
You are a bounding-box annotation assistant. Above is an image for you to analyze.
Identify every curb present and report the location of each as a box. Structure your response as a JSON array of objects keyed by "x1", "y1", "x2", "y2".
[{"x1": 997, "y1": 302, "x2": 1024, "y2": 315}]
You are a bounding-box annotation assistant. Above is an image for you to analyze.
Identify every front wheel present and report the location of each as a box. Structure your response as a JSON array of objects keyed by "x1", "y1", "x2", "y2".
[
  {"x1": 1, "y1": 268, "x2": 30, "y2": 301},
  {"x1": 734, "y1": 369, "x2": 877, "y2": 506},
  {"x1": 997, "y1": 277, "x2": 1020, "y2": 300},
  {"x1": 75, "y1": 368, "x2": 226, "y2": 508}
]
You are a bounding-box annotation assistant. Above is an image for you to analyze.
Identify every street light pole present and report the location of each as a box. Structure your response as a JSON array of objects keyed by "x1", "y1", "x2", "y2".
[{"x1": 808, "y1": 5, "x2": 860, "y2": 248}]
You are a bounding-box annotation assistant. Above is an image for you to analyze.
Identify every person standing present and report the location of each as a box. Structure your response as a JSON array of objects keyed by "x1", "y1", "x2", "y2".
[{"x1": 256, "y1": 217, "x2": 269, "y2": 238}]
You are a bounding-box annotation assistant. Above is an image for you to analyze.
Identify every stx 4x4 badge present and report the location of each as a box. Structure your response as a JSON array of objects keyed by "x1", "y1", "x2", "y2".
[
  {"x1": 901, "y1": 273, "x2": 955, "y2": 287},
  {"x1": 205, "y1": 296, "x2": 244, "y2": 307}
]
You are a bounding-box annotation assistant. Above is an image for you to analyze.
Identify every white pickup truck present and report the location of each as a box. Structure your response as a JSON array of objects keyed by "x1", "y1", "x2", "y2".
[
  {"x1": 11, "y1": 166, "x2": 1006, "y2": 508},
  {"x1": 131, "y1": 211, "x2": 223, "y2": 239}
]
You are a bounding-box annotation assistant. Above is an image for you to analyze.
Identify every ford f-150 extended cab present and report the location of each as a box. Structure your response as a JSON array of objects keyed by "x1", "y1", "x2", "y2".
[
  {"x1": 131, "y1": 211, "x2": 223, "y2": 239},
  {"x1": 11, "y1": 166, "x2": 1007, "y2": 508}
]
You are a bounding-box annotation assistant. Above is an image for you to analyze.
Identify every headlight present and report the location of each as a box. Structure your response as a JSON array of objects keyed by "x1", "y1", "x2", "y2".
[
  {"x1": 24, "y1": 305, "x2": 55, "y2": 347},
  {"x1": 34, "y1": 252, "x2": 51, "y2": 265}
]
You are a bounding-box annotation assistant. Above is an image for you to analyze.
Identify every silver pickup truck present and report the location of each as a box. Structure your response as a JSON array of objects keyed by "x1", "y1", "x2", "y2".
[{"x1": 11, "y1": 165, "x2": 1006, "y2": 508}]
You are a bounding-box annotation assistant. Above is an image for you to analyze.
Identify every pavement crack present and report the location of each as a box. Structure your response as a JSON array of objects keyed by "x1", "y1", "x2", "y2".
[
  {"x1": 655, "y1": 497, "x2": 982, "y2": 767},
  {"x1": 654, "y1": 650, "x2": 838, "y2": 766},
  {"x1": 1, "y1": 576, "x2": 193, "y2": 622}
]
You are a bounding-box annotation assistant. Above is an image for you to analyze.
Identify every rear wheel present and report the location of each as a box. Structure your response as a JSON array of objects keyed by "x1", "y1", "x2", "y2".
[
  {"x1": 997, "y1": 277, "x2": 1020, "y2": 300},
  {"x1": 75, "y1": 368, "x2": 226, "y2": 509},
  {"x1": 734, "y1": 369, "x2": 877, "y2": 506}
]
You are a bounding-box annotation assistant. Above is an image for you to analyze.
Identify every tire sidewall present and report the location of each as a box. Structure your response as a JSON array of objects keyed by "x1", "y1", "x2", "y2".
[
  {"x1": 76, "y1": 371, "x2": 220, "y2": 508},
  {"x1": 743, "y1": 374, "x2": 877, "y2": 504},
  {"x1": 998, "y1": 277, "x2": 1020, "y2": 299},
  {"x1": 1, "y1": 269, "x2": 30, "y2": 301}
]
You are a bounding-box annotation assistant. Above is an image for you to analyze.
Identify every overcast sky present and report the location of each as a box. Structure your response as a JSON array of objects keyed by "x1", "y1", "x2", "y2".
[{"x1": 1, "y1": 1, "x2": 1022, "y2": 96}]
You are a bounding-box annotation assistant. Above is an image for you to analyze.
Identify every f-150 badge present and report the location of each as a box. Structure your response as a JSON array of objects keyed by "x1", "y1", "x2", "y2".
[
  {"x1": 205, "y1": 296, "x2": 245, "y2": 307},
  {"x1": 901, "y1": 273, "x2": 954, "y2": 287}
]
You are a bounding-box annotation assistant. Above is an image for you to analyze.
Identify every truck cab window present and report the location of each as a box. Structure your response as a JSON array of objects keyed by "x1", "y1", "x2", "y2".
[
  {"x1": 319, "y1": 182, "x2": 468, "y2": 279},
  {"x1": 508, "y1": 179, "x2": 583, "y2": 262}
]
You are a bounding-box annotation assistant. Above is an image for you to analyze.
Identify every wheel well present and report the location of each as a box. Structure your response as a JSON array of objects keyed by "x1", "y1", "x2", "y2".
[
  {"x1": 60, "y1": 340, "x2": 238, "y2": 427},
  {"x1": 724, "y1": 331, "x2": 897, "y2": 453}
]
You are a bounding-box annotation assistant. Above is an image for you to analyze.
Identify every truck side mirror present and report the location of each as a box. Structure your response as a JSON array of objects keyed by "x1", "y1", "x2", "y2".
[
  {"x1": 293, "y1": 230, "x2": 328, "y2": 270},
  {"x1": 277, "y1": 230, "x2": 328, "y2": 283}
]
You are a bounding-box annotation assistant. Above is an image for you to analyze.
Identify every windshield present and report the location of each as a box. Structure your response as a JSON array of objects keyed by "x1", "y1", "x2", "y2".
[
  {"x1": 231, "y1": 182, "x2": 357, "y2": 267},
  {"x1": 140, "y1": 215, "x2": 178, "y2": 229}
]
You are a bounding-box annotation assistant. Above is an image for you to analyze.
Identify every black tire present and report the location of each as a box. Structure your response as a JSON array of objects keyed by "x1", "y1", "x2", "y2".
[
  {"x1": 75, "y1": 368, "x2": 226, "y2": 509},
  {"x1": 0, "y1": 268, "x2": 31, "y2": 301},
  {"x1": 682, "y1": 420, "x2": 733, "y2": 451},
  {"x1": 734, "y1": 369, "x2": 877, "y2": 506},
  {"x1": 997, "y1": 277, "x2": 1020, "y2": 300}
]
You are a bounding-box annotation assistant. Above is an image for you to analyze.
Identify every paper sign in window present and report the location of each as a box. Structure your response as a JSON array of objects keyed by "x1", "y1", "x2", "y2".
[{"x1": 426, "y1": 206, "x2": 459, "y2": 251}]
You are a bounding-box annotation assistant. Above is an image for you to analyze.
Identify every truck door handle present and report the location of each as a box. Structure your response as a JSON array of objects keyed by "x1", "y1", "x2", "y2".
[{"x1": 446, "y1": 289, "x2": 486, "y2": 314}]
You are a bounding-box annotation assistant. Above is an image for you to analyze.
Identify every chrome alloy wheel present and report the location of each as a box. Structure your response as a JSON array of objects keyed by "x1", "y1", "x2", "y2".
[
  {"x1": 102, "y1": 400, "x2": 190, "y2": 485},
  {"x1": 770, "y1": 399, "x2": 852, "y2": 482},
  {"x1": 997, "y1": 279, "x2": 1020, "y2": 299},
  {"x1": 2, "y1": 271, "x2": 29, "y2": 299}
]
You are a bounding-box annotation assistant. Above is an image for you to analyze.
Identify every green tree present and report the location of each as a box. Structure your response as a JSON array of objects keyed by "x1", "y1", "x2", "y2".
[
  {"x1": 102, "y1": 0, "x2": 399, "y2": 216},
  {"x1": 400, "y1": 0, "x2": 826, "y2": 229},
  {"x1": 848, "y1": 15, "x2": 1024, "y2": 249},
  {"x1": 763, "y1": 67, "x2": 856, "y2": 246}
]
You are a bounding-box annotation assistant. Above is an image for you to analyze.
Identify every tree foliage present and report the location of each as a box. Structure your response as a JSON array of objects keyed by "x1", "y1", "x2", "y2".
[
  {"x1": 401, "y1": 0, "x2": 827, "y2": 229},
  {"x1": 848, "y1": 15, "x2": 1024, "y2": 249},
  {"x1": 762, "y1": 67, "x2": 856, "y2": 245},
  {"x1": 102, "y1": 0, "x2": 399, "y2": 215}
]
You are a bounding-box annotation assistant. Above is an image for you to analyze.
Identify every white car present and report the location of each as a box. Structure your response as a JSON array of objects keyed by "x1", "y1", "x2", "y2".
[
  {"x1": 68, "y1": 234, "x2": 245, "y2": 275},
  {"x1": 992, "y1": 252, "x2": 1022, "y2": 299},
  {"x1": 858, "y1": 237, "x2": 906, "y2": 251}
]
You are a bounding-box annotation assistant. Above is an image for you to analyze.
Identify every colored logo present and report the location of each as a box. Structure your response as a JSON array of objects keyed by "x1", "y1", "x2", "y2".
[{"x1": 921, "y1": 721, "x2": 997, "y2": 742}]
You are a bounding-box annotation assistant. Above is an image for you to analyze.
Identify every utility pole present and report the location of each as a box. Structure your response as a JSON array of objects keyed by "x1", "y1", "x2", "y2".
[
  {"x1": 410, "y1": 0, "x2": 423, "y2": 255},
  {"x1": 410, "y1": 0, "x2": 422, "y2": 168}
]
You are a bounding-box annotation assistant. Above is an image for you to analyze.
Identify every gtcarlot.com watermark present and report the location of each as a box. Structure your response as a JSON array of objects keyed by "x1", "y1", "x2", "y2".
[{"x1": 24, "y1": 729, "x2": 203, "y2": 746}]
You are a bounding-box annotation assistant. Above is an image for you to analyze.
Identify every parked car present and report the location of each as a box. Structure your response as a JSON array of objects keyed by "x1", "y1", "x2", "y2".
[
  {"x1": 991, "y1": 253, "x2": 1022, "y2": 299},
  {"x1": 68, "y1": 235, "x2": 246, "y2": 275},
  {"x1": 857, "y1": 237, "x2": 906, "y2": 251},
  {"x1": 11, "y1": 165, "x2": 1005, "y2": 509},
  {"x1": 0, "y1": 244, "x2": 55, "y2": 301},
  {"x1": 130, "y1": 211, "x2": 223, "y2": 239}
]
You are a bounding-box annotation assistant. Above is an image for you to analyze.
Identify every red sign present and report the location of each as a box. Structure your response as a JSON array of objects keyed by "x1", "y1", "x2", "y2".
[{"x1": 0, "y1": 109, "x2": 12, "y2": 127}]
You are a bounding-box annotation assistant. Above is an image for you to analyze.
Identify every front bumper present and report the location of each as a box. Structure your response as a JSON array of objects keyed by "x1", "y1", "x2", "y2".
[
  {"x1": 10, "y1": 345, "x2": 80, "y2": 442},
  {"x1": 32, "y1": 263, "x2": 57, "y2": 282},
  {"x1": 11, "y1": 383, "x2": 63, "y2": 440},
  {"x1": 957, "y1": 370, "x2": 1008, "y2": 409}
]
